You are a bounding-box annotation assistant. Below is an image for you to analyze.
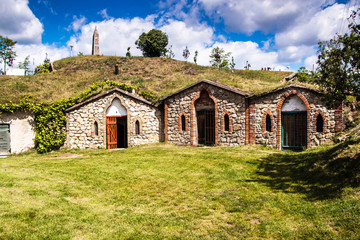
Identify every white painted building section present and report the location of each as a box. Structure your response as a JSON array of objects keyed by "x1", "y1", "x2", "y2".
[
  {"x1": 106, "y1": 98, "x2": 127, "y2": 116},
  {"x1": 282, "y1": 95, "x2": 306, "y2": 112},
  {"x1": 0, "y1": 111, "x2": 35, "y2": 155}
]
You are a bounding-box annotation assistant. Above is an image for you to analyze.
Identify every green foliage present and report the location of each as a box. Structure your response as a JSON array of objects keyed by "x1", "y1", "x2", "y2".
[
  {"x1": 126, "y1": 47, "x2": 131, "y2": 58},
  {"x1": 166, "y1": 45, "x2": 175, "y2": 59},
  {"x1": 230, "y1": 56, "x2": 236, "y2": 70},
  {"x1": 314, "y1": 8, "x2": 360, "y2": 107},
  {"x1": 183, "y1": 46, "x2": 190, "y2": 61},
  {"x1": 209, "y1": 47, "x2": 231, "y2": 69},
  {"x1": 135, "y1": 29, "x2": 168, "y2": 57},
  {"x1": 0, "y1": 35, "x2": 17, "y2": 75},
  {"x1": 35, "y1": 62, "x2": 51, "y2": 74},
  {"x1": 0, "y1": 80, "x2": 157, "y2": 153},
  {"x1": 194, "y1": 50, "x2": 198, "y2": 65},
  {"x1": 18, "y1": 55, "x2": 31, "y2": 75}
]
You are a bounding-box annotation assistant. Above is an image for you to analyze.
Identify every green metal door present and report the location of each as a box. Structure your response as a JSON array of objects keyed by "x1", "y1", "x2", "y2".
[
  {"x1": 0, "y1": 124, "x2": 10, "y2": 154},
  {"x1": 281, "y1": 112, "x2": 307, "y2": 151}
]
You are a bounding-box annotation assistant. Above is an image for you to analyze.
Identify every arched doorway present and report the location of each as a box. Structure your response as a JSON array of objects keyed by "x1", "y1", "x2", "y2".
[
  {"x1": 195, "y1": 90, "x2": 215, "y2": 145},
  {"x1": 106, "y1": 98, "x2": 128, "y2": 149},
  {"x1": 281, "y1": 95, "x2": 307, "y2": 150}
]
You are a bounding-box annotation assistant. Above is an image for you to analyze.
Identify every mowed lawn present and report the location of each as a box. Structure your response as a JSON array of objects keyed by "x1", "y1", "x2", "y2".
[{"x1": 0, "y1": 142, "x2": 359, "y2": 239}]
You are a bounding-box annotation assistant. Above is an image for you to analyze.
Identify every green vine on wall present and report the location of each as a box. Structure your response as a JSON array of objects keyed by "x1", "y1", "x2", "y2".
[{"x1": 0, "y1": 80, "x2": 158, "y2": 153}]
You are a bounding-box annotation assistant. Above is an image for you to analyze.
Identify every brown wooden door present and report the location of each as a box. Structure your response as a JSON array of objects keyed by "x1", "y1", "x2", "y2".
[
  {"x1": 282, "y1": 112, "x2": 307, "y2": 151},
  {"x1": 106, "y1": 117, "x2": 117, "y2": 149},
  {"x1": 197, "y1": 110, "x2": 215, "y2": 145}
]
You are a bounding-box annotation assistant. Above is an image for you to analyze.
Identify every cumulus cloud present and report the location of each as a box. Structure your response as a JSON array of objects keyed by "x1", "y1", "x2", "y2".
[
  {"x1": 98, "y1": 9, "x2": 111, "y2": 20},
  {"x1": 68, "y1": 15, "x2": 87, "y2": 32},
  {"x1": 0, "y1": 0, "x2": 43, "y2": 44},
  {"x1": 67, "y1": 16, "x2": 156, "y2": 56},
  {"x1": 11, "y1": 43, "x2": 69, "y2": 71},
  {"x1": 275, "y1": 2, "x2": 357, "y2": 63},
  {"x1": 66, "y1": 17, "x2": 288, "y2": 70}
]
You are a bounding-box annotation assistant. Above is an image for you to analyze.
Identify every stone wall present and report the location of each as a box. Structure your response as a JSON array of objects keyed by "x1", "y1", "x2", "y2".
[
  {"x1": 249, "y1": 87, "x2": 341, "y2": 149},
  {"x1": 0, "y1": 110, "x2": 35, "y2": 154},
  {"x1": 66, "y1": 92, "x2": 160, "y2": 149},
  {"x1": 165, "y1": 83, "x2": 246, "y2": 146}
]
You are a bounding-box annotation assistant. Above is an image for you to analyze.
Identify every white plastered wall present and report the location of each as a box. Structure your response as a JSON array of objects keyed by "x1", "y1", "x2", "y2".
[{"x1": 0, "y1": 111, "x2": 35, "y2": 154}]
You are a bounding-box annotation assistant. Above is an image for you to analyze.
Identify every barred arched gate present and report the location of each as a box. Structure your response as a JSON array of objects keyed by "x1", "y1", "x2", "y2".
[{"x1": 281, "y1": 95, "x2": 307, "y2": 151}]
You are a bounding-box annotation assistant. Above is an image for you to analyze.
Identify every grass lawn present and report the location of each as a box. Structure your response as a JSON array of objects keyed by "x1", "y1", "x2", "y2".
[{"x1": 0, "y1": 141, "x2": 359, "y2": 239}]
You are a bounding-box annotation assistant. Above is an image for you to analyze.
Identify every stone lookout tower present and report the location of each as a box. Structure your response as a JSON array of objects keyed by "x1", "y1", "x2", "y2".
[{"x1": 92, "y1": 26, "x2": 100, "y2": 55}]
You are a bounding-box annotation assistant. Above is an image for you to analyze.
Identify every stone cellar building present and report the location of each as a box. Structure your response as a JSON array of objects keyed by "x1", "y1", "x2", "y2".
[{"x1": 65, "y1": 80, "x2": 343, "y2": 151}]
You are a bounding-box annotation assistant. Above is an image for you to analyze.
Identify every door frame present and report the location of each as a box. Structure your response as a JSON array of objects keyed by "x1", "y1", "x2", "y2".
[
  {"x1": 106, "y1": 116, "x2": 128, "y2": 149},
  {"x1": 281, "y1": 111, "x2": 307, "y2": 151}
]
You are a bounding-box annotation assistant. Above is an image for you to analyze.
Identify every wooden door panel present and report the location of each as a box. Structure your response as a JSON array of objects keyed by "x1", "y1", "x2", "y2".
[
  {"x1": 282, "y1": 112, "x2": 306, "y2": 150},
  {"x1": 107, "y1": 117, "x2": 117, "y2": 149}
]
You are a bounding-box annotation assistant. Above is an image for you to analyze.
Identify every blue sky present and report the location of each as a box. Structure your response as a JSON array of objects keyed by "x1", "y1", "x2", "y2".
[{"x1": 0, "y1": 0, "x2": 358, "y2": 72}]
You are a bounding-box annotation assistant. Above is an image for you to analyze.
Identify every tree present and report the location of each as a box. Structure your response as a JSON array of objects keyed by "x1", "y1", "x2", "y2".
[
  {"x1": 314, "y1": 8, "x2": 360, "y2": 107},
  {"x1": 183, "y1": 46, "x2": 190, "y2": 61},
  {"x1": 194, "y1": 50, "x2": 198, "y2": 65},
  {"x1": 0, "y1": 36, "x2": 17, "y2": 75},
  {"x1": 166, "y1": 45, "x2": 175, "y2": 59},
  {"x1": 230, "y1": 56, "x2": 236, "y2": 70},
  {"x1": 18, "y1": 55, "x2": 31, "y2": 75},
  {"x1": 209, "y1": 47, "x2": 231, "y2": 69},
  {"x1": 126, "y1": 47, "x2": 131, "y2": 57},
  {"x1": 135, "y1": 29, "x2": 168, "y2": 57}
]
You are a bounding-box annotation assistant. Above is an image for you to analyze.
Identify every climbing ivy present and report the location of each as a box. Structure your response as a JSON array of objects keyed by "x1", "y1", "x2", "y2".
[{"x1": 0, "y1": 80, "x2": 158, "y2": 153}]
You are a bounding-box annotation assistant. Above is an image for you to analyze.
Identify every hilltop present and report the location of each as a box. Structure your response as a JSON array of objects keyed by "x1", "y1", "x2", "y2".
[{"x1": 0, "y1": 55, "x2": 297, "y2": 104}]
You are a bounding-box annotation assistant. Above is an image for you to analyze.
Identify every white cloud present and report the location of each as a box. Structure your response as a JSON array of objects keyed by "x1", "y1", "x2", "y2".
[
  {"x1": 69, "y1": 15, "x2": 87, "y2": 32},
  {"x1": 13, "y1": 43, "x2": 69, "y2": 71},
  {"x1": 0, "y1": 0, "x2": 43, "y2": 44},
  {"x1": 67, "y1": 17, "x2": 156, "y2": 56},
  {"x1": 274, "y1": 2, "x2": 356, "y2": 63},
  {"x1": 66, "y1": 17, "x2": 288, "y2": 70},
  {"x1": 98, "y1": 9, "x2": 111, "y2": 20},
  {"x1": 197, "y1": 0, "x2": 329, "y2": 34}
]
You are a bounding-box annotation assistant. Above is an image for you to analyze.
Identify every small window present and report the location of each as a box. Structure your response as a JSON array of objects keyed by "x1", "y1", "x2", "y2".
[
  {"x1": 224, "y1": 114, "x2": 230, "y2": 131},
  {"x1": 94, "y1": 121, "x2": 99, "y2": 136},
  {"x1": 266, "y1": 114, "x2": 271, "y2": 132},
  {"x1": 135, "y1": 120, "x2": 140, "y2": 135},
  {"x1": 181, "y1": 115, "x2": 186, "y2": 131},
  {"x1": 316, "y1": 114, "x2": 324, "y2": 132}
]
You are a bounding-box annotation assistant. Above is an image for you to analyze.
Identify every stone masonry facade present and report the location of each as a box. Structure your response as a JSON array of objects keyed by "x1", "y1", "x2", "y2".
[
  {"x1": 66, "y1": 88, "x2": 161, "y2": 149},
  {"x1": 163, "y1": 80, "x2": 247, "y2": 146},
  {"x1": 65, "y1": 80, "x2": 343, "y2": 150},
  {"x1": 248, "y1": 86, "x2": 342, "y2": 149}
]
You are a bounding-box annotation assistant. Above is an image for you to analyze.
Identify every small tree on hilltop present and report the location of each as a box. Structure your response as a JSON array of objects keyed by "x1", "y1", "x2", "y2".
[
  {"x1": 230, "y1": 56, "x2": 236, "y2": 70},
  {"x1": 194, "y1": 50, "x2": 198, "y2": 65},
  {"x1": 0, "y1": 36, "x2": 17, "y2": 75},
  {"x1": 183, "y1": 46, "x2": 190, "y2": 61},
  {"x1": 135, "y1": 29, "x2": 168, "y2": 57},
  {"x1": 126, "y1": 47, "x2": 131, "y2": 58},
  {"x1": 18, "y1": 55, "x2": 31, "y2": 75},
  {"x1": 314, "y1": 8, "x2": 360, "y2": 107},
  {"x1": 209, "y1": 46, "x2": 231, "y2": 69}
]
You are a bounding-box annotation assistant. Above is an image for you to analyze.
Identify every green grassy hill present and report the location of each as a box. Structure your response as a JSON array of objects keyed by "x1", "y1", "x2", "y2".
[{"x1": 0, "y1": 55, "x2": 296, "y2": 104}]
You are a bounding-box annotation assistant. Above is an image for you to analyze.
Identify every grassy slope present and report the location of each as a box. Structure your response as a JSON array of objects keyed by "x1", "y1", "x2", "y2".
[
  {"x1": 0, "y1": 141, "x2": 359, "y2": 239},
  {"x1": 0, "y1": 55, "x2": 295, "y2": 104}
]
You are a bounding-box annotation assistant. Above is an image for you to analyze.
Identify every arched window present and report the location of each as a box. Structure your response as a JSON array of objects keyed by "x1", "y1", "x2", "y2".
[
  {"x1": 135, "y1": 120, "x2": 140, "y2": 135},
  {"x1": 181, "y1": 115, "x2": 186, "y2": 131},
  {"x1": 266, "y1": 114, "x2": 272, "y2": 132},
  {"x1": 316, "y1": 114, "x2": 324, "y2": 132},
  {"x1": 94, "y1": 121, "x2": 99, "y2": 136},
  {"x1": 224, "y1": 114, "x2": 230, "y2": 131}
]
